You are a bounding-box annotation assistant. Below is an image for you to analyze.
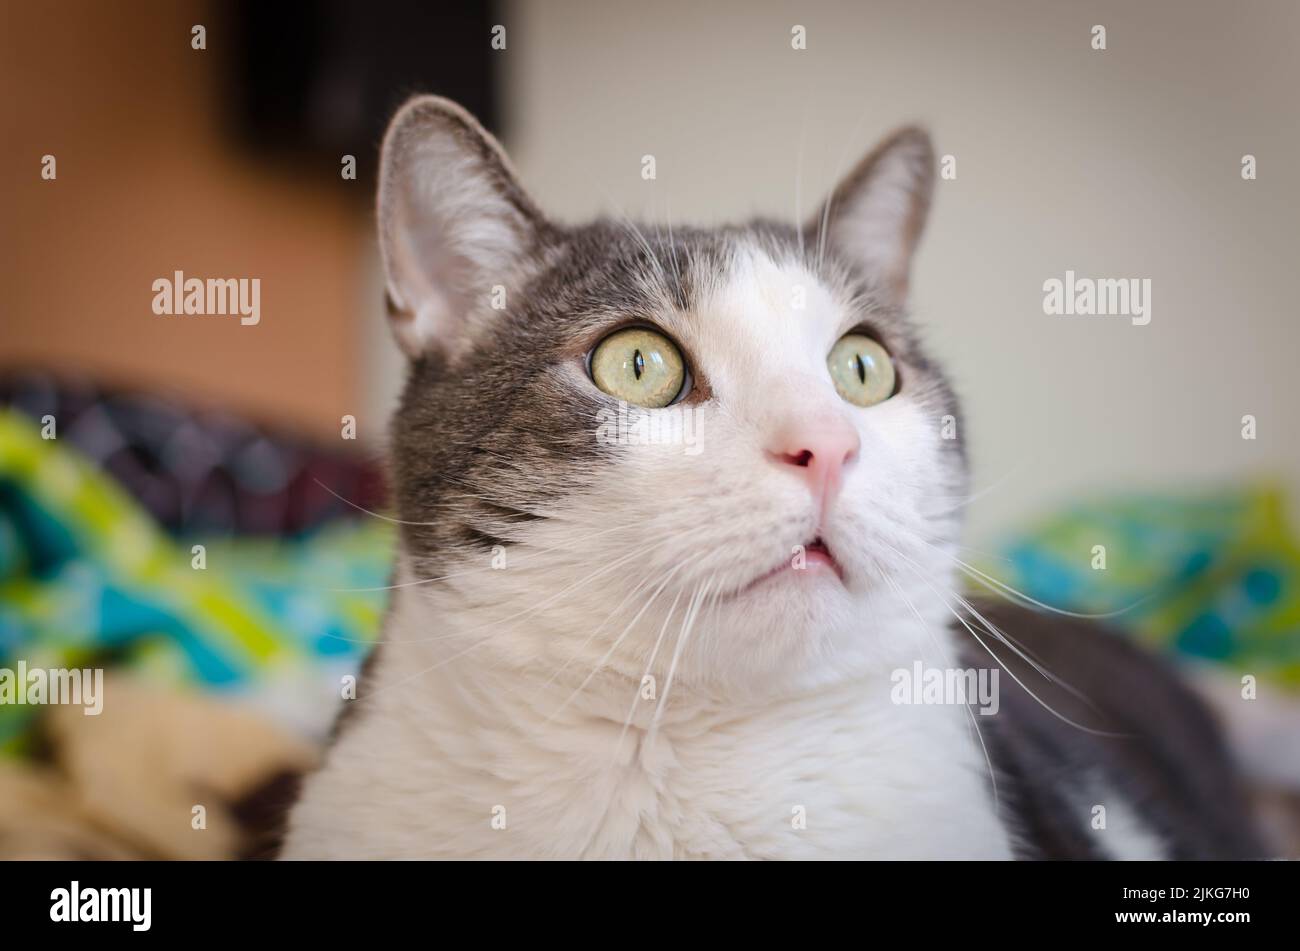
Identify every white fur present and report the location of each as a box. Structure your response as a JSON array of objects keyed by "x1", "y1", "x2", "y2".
[
  {"x1": 1076, "y1": 775, "x2": 1169, "y2": 860},
  {"x1": 283, "y1": 247, "x2": 1012, "y2": 859}
]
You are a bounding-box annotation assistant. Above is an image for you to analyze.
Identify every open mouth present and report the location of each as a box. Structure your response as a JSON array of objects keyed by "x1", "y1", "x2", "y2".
[
  {"x1": 805, "y1": 536, "x2": 832, "y2": 561},
  {"x1": 729, "y1": 535, "x2": 845, "y2": 598},
  {"x1": 801, "y1": 537, "x2": 843, "y2": 577}
]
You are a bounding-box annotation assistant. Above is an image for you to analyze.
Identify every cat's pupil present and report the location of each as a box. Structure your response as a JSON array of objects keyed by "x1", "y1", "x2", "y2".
[
  {"x1": 855, "y1": 353, "x2": 867, "y2": 384},
  {"x1": 633, "y1": 349, "x2": 645, "y2": 380}
]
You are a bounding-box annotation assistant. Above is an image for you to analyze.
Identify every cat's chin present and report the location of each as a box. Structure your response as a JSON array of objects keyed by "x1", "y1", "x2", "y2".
[
  {"x1": 723, "y1": 539, "x2": 845, "y2": 601},
  {"x1": 686, "y1": 551, "x2": 953, "y2": 691},
  {"x1": 708, "y1": 570, "x2": 863, "y2": 662},
  {"x1": 730, "y1": 559, "x2": 845, "y2": 605}
]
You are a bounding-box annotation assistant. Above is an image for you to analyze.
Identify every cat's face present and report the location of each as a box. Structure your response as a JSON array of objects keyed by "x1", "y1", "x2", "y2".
[{"x1": 380, "y1": 97, "x2": 965, "y2": 694}]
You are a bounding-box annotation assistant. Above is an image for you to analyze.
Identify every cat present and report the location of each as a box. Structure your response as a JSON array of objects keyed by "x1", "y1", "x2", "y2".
[{"x1": 281, "y1": 96, "x2": 1265, "y2": 860}]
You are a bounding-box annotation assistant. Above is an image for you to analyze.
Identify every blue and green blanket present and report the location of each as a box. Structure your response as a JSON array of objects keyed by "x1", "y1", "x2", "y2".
[
  {"x1": 992, "y1": 484, "x2": 1300, "y2": 688},
  {"x1": 0, "y1": 410, "x2": 394, "y2": 753}
]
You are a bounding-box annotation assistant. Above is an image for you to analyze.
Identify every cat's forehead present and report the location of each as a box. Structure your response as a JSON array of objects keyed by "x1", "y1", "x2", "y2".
[
  {"x1": 682, "y1": 241, "x2": 850, "y2": 350},
  {"x1": 530, "y1": 221, "x2": 905, "y2": 358}
]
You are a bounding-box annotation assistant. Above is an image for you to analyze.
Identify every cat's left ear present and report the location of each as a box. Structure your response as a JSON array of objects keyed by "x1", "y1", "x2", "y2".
[
  {"x1": 809, "y1": 127, "x2": 935, "y2": 300},
  {"x1": 378, "y1": 95, "x2": 551, "y2": 359}
]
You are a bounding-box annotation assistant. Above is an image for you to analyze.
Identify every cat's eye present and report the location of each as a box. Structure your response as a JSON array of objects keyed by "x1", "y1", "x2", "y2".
[
  {"x1": 827, "y1": 333, "x2": 896, "y2": 407},
  {"x1": 589, "y1": 327, "x2": 687, "y2": 408}
]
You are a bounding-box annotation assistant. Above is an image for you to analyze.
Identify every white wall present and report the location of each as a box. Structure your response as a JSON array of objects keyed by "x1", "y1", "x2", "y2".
[{"x1": 372, "y1": 0, "x2": 1300, "y2": 544}]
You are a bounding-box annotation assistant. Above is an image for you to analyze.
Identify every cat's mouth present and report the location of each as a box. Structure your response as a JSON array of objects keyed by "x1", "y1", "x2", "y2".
[
  {"x1": 729, "y1": 535, "x2": 844, "y2": 598},
  {"x1": 801, "y1": 537, "x2": 844, "y2": 578}
]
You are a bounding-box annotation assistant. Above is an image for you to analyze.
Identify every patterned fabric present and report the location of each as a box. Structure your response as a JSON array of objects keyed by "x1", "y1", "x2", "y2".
[
  {"x1": 0, "y1": 409, "x2": 394, "y2": 753},
  {"x1": 995, "y1": 484, "x2": 1300, "y2": 689},
  {"x1": 0, "y1": 372, "x2": 387, "y2": 538}
]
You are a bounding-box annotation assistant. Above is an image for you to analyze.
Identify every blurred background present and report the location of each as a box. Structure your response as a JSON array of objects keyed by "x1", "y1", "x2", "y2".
[{"x1": 1, "y1": 0, "x2": 1297, "y2": 859}]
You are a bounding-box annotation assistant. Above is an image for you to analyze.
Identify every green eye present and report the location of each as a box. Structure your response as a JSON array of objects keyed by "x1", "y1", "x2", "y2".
[
  {"x1": 828, "y1": 333, "x2": 895, "y2": 407},
  {"x1": 589, "y1": 327, "x2": 687, "y2": 408}
]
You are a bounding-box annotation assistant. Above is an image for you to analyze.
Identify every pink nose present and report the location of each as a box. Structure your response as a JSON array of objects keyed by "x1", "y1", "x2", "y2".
[{"x1": 767, "y1": 419, "x2": 861, "y2": 514}]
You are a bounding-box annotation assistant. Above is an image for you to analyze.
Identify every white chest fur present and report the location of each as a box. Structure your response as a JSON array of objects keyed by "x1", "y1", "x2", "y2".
[{"x1": 283, "y1": 590, "x2": 1013, "y2": 860}]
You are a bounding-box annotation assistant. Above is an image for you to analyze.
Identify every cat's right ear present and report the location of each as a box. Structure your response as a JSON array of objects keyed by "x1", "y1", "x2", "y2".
[{"x1": 378, "y1": 96, "x2": 550, "y2": 359}]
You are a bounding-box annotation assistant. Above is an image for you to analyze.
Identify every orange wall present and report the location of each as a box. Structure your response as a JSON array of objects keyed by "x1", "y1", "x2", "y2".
[{"x1": 1, "y1": 1, "x2": 368, "y2": 440}]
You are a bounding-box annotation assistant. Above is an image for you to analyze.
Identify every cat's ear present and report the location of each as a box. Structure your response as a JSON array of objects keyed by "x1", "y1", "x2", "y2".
[
  {"x1": 809, "y1": 126, "x2": 935, "y2": 300},
  {"x1": 378, "y1": 95, "x2": 550, "y2": 358}
]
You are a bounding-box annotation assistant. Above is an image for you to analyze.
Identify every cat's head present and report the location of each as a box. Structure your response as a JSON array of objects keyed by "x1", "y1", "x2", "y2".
[{"x1": 379, "y1": 96, "x2": 964, "y2": 695}]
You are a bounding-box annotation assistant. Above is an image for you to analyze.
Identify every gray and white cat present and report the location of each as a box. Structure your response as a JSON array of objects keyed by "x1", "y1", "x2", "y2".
[{"x1": 282, "y1": 96, "x2": 1264, "y2": 860}]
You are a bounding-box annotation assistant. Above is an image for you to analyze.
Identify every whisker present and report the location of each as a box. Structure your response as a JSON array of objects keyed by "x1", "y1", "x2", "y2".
[
  {"x1": 543, "y1": 552, "x2": 704, "y2": 722},
  {"x1": 876, "y1": 567, "x2": 1000, "y2": 810},
  {"x1": 879, "y1": 536, "x2": 1103, "y2": 703},
  {"x1": 649, "y1": 573, "x2": 716, "y2": 736},
  {"x1": 312, "y1": 477, "x2": 428, "y2": 526},
  {"x1": 351, "y1": 543, "x2": 675, "y2": 706},
  {"x1": 880, "y1": 542, "x2": 1124, "y2": 738},
  {"x1": 794, "y1": 107, "x2": 809, "y2": 260},
  {"x1": 899, "y1": 526, "x2": 1153, "y2": 621},
  {"x1": 347, "y1": 530, "x2": 671, "y2": 649},
  {"x1": 955, "y1": 558, "x2": 1154, "y2": 621},
  {"x1": 614, "y1": 586, "x2": 686, "y2": 761},
  {"x1": 326, "y1": 517, "x2": 646, "y2": 595}
]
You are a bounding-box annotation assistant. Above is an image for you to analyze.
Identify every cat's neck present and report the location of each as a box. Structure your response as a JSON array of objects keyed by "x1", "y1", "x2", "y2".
[
  {"x1": 310, "y1": 565, "x2": 1008, "y2": 858},
  {"x1": 381, "y1": 553, "x2": 965, "y2": 719}
]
